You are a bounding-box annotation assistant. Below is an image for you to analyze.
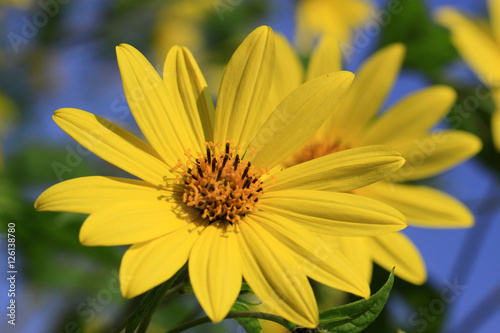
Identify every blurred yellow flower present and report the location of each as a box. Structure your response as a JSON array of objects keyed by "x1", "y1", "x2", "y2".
[
  {"x1": 152, "y1": 0, "x2": 238, "y2": 96},
  {"x1": 270, "y1": 36, "x2": 482, "y2": 285},
  {"x1": 153, "y1": 0, "x2": 213, "y2": 61},
  {"x1": 35, "y1": 27, "x2": 408, "y2": 327},
  {"x1": 437, "y1": 1, "x2": 500, "y2": 150},
  {"x1": 295, "y1": 0, "x2": 374, "y2": 52}
]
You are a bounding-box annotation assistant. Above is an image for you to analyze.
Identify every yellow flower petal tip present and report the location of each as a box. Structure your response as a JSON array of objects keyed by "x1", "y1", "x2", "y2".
[
  {"x1": 468, "y1": 132, "x2": 483, "y2": 154},
  {"x1": 78, "y1": 221, "x2": 95, "y2": 246},
  {"x1": 382, "y1": 42, "x2": 406, "y2": 61},
  {"x1": 433, "y1": 85, "x2": 457, "y2": 103},
  {"x1": 434, "y1": 7, "x2": 460, "y2": 26},
  {"x1": 33, "y1": 197, "x2": 42, "y2": 211}
]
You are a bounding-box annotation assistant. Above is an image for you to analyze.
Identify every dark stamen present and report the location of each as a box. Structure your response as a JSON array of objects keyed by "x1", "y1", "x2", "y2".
[
  {"x1": 243, "y1": 178, "x2": 251, "y2": 189},
  {"x1": 211, "y1": 158, "x2": 216, "y2": 172},
  {"x1": 241, "y1": 162, "x2": 250, "y2": 179},
  {"x1": 233, "y1": 155, "x2": 240, "y2": 171},
  {"x1": 256, "y1": 188, "x2": 263, "y2": 192},
  {"x1": 222, "y1": 154, "x2": 229, "y2": 169},
  {"x1": 207, "y1": 147, "x2": 211, "y2": 164},
  {"x1": 197, "y1": 165, "x2": 204, "y2": 178},
  {"x1": 217, "y1": 168, "x2": 223, "y2": 181},
  {"x1": 225, "y1": 142, "x2": 230, "y2": 154}
]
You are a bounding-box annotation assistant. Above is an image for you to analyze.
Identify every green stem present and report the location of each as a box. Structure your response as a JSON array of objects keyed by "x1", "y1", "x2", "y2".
[
  {"x1": 164, "y1": 311, "x2": 296, "y2": 333},
  {"x1": 136, "y1": 267, "x2": 186, "y2": 333},
  {"x1": 162, "y1": 281, "x2": 186, "y2": 301}
]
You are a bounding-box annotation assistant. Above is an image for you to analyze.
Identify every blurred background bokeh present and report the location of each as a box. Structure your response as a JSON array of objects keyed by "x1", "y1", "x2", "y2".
[{"x1": 0, "y1": 0, "x2": 499, "y2": 332}]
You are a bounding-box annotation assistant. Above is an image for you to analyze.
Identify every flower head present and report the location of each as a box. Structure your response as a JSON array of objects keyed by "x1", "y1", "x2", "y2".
[
  {"x1": 295, "y1": 0, "x2": 374, "y2": 52},
  {"x1": 437, "y1": 1, "x2": 500, "y2": 150},
  {"x1": 271, "y1": 35, "x2": 482, "y2": 285},
  {"x1": 35, "y1": 27, "x2": 407, "y2": 327}
]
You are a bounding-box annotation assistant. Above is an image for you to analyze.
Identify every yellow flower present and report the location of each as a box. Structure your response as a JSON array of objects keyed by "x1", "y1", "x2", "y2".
[
  {"x1": 437, "y1": 1, "x2": 500, "y2": 150},
  {"x1": 270, "y1": 35, "x2": 482, "y2": 285},
  {"x1": 295, "y1": 0, "x2": 374, "y2": 52},
  {"x1": 153, "y1": 0, "x2": 213, "y2": 61},
  {"x1": 35, "y1": 27, "x2": 408, "y2": 327}
]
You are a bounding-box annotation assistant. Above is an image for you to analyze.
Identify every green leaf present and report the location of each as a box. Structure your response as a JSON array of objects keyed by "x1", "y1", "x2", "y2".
[
  {"x1": 318, "y1": 269, "x2": 395, "y2": 332},
  {"x1": 120, "y1": 267, "x2": 186, "y2": 333},
  {"x1": 380, "y1": 0, "x2": 457, "y2": 79},
  {"x1": 231, "y1": 302, "x2": 262, "y2": 333}
]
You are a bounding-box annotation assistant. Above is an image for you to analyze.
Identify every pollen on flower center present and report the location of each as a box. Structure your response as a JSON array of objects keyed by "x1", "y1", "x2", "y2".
[{"x1": 177, "y1": 142, "x2": 264, "y2": 225}]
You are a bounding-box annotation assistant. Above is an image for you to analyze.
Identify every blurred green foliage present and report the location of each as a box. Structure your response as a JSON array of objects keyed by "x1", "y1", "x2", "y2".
[{"x1": 380, "y1": 0, "x2": 458, "y2": 80}]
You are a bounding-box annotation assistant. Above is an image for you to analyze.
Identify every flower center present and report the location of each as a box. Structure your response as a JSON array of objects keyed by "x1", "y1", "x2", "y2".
[{"x1": 178, "y1": 142, "x2": 264, "y2": 225}]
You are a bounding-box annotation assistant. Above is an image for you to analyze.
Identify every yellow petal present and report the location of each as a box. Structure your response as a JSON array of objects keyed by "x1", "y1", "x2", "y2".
[
  {"x1": 189, "y1": 225, "x2": 242, "y2": 323},
  {"x1": 253, "y1": 212, "x2": 370, "y2": 299},
  {"x1": 266, "y1": 34, "x2": 304, "y2": 112},
  {"x1": 79, "y1": 200, "x2": 192, "y2": 246},
  {"x1": 490, "y1": 0, "x2": 500, "y2": 43},
  {"x1": 53, "y1": 109, "x2": 171, "y2": 186},
  {"x1": 246, "y1": 71, "x2": 354, "y2": 170},
  {"x1": 265, "y1": 145, "x2": 405, "y2": 192},
  {"x1": 295, "y1": 0, "x2": 353, "y2": 51},
  {"x1": 328, "y1": 44, "x2": 405, "y2": 143},
  {"x1": 360, "y1": 86, "x2": 457, "y2": 145},
  {"x1": 163, "y1": 46, "x2": 215, "y2": 143},
  {"x1": 120, "y1": 224, "x2": 200, "y2": 298},
  {"x1": 437, "y1": 7, "x2": 500, "y2": 86},
  {"x1": 35, "y1": 176, "x2": 163, "y2": 214},
  {"x1": 259, "y1": 190, "x2": 407, "y2": 236},
  {"x1": 214, "y1": 26, "x2": 275, "y2": 149},
  {"x1": 356, "y1": 182, "x2": 474, "y2": 227},
  {"x1": 335, "y1": 0, "x2": 374, "y2": 26},
  {"x1": 368, "y1": 232, "x2": 427, "y2": 285},
  {"x1": 324, "y1": 235, "x2": 373, "y2": 283},
  {"x1": 237, "y1": 218, "x2": 318, "y2": 328},
  {"x1": 116, "y1": 44, "x2": 202, "y2": 165},
  {"x1": 306, "y1": 35, "x2": 341, "y2": 81},
  {"x1": 391, "y1": 130, "x2": 482, "y2": 181}
]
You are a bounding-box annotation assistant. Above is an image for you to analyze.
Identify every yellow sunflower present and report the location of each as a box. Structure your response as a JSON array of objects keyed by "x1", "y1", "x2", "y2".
[
  {"x1": 295, "y1": 0, "x2": 374, "y2": 52},
  {"x1": 34, "y1": 27, "x2": 408, "y2": 327},
  {"x1": 270, "y1": 35, "x2": 482, "y2": 285},
  {"x1": 34, "y1": 27, "x2": 411, "y2": 327},
  {"x1": 437, "y1": 1, "x2": 500, "y2": 150}
]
